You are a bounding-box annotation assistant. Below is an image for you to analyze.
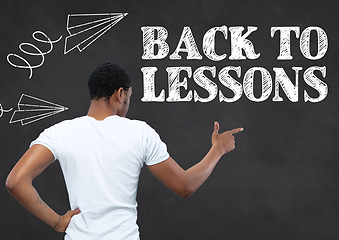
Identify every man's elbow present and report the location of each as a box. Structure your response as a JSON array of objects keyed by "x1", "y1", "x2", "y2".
[
  {"x1": 178, "y1": 191, "x2": 192, "y2": 199},
  {"x1": 6, "y1": 177, "x2": 15, "y2": 194},
  {"x1": 177, "y1": 184, "x2": 195, "y2": 199},
  {"x1": 6, "y1": 174, "x2": 22, "y2": 195}
]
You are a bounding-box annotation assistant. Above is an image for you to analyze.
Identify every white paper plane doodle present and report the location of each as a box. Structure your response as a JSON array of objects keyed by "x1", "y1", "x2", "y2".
[
  {"x1": 64, "y1": 13, "x2": 128, "y2": 54},
  {"x1": 10, "y1": 94, "x2": 68, "y2": 126}
]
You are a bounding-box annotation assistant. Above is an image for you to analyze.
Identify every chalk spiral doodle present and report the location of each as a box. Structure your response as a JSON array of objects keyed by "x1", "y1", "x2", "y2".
[
  {"x1": 0, "y1": 104, "x2": 13, "y2": 118},
  {"x1": 6, "y1": 31, "x2": 62, "y2": 78}
]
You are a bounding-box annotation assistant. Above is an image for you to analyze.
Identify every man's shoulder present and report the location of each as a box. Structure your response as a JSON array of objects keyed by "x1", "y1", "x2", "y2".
[
  {"x1": 49, "y1": 116, "x2": 155, "y2": 134},
  {"x1": 57, "y1": 116, "x2": 86, "y2": 125},
  {"x1": 120, "y1": 118, "x2": 160, "y2": 136},
  {"x1": 46, "y1": 116, "x2": 87, "y2": 131},
  {"x1": 129, "y1": 118, "x2": 156, "y2": 129},
  {"x1": 121, "y1": 118, "x2": 150, "y2": 132},
  {"x1": 125, "y1": 117, "x2": 147, "y2": 126}
]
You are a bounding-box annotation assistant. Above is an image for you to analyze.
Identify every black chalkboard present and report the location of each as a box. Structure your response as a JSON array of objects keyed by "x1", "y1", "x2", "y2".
[{"x1": 1, "y1": 0, "x2": 339, "y2": 239}]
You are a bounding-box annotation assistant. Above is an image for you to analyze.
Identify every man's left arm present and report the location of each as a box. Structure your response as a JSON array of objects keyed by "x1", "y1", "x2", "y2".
[{"x1": 5, "y1": 144, "x2": 80, "y2": 232}]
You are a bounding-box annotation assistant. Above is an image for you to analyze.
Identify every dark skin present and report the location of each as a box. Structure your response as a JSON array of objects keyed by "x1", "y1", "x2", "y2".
[{"x1": 6, "y1": 86, "x2": 243, "y2": 231}]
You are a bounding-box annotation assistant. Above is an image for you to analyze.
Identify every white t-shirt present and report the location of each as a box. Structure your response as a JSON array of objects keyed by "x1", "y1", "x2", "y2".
[{"x1": 30, "y1": 115, "x2": 169, "y2": 240}]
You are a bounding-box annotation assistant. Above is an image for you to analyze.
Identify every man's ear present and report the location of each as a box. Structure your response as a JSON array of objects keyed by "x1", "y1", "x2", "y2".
[{"x1": 116, "y1": 87, "x2": 124, "y2": 103}]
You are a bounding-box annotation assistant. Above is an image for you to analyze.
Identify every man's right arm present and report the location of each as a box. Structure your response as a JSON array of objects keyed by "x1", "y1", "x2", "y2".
[{"x1": 147, "y1": 122, "x2": 243, "y2": 198}]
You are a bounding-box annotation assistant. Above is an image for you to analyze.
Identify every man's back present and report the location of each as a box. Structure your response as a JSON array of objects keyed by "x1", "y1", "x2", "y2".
[{"x1": 31, "y1": 115, "x2": 169, "y2": 239}]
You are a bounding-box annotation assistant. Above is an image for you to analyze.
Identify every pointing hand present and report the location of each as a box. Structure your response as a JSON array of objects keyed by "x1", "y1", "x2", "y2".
[{"x1": 211, "y1": 122, "x2": 243, "y2": 155}]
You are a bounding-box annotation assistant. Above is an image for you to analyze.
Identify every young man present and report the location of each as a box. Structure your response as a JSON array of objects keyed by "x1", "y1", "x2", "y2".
[{"x1": 6, "y1": 63, "x2": 243, "y2": 239}]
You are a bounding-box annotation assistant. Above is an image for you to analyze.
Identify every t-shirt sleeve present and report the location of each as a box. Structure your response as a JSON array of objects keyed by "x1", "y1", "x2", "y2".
[
  {"x1": 144, "y1": 124, "x2": 169, "y2": 166},
  {"x1": 30, "y1": 126, "x2": 58, "y2": 161}
]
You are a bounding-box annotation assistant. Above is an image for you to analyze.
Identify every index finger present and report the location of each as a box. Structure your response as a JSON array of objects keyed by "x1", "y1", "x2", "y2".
[{"x1": 228, "y1": 128, "x2": 244, "y2": 135}]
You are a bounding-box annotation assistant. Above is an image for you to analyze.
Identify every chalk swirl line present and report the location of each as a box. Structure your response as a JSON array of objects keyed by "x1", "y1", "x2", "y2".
[
  {"x1": 0, "y1": 103, "x2": 13, "y2": 118},
  {"x1": 6, "y1": 31, "x2": 62, "y2": 78}
]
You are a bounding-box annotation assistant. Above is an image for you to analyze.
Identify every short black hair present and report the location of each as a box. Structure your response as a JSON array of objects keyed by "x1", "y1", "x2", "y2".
[{"x1": 88, "y1": 63, "x2": 131, "y2": 101}]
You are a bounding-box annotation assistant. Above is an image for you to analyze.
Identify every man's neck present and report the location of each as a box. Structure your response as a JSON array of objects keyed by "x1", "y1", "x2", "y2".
[{"x1": 86, "y1": 99, "x2": 118, "y2": 121}]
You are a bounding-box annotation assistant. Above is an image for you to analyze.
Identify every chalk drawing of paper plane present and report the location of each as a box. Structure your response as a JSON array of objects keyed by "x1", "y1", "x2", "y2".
[
  {"x1": 9, "y1": 94, "x2": 68, "y2": 126},
  {"x1": 64, "y1": 13, "x2": 128, "y2": 54}
]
